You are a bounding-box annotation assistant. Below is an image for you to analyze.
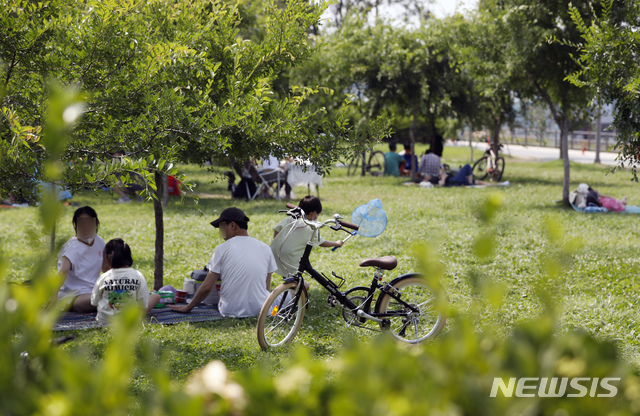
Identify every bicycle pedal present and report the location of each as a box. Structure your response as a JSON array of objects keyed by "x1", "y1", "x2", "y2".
[
  {"x1": 380, "y1": 319, "x2": 391, "y2": 331},
  {"x1": 327, "y1": 294, "x2": 337, "y2": 308}
]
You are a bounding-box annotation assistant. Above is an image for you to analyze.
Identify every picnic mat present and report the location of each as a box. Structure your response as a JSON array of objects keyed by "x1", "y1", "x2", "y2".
[
  {"x1": 571, "y1": 203, "x2": 640, "y2": 214},
  {"x1": 53, "y1": 304, "x2": 223, "y2": 331}
]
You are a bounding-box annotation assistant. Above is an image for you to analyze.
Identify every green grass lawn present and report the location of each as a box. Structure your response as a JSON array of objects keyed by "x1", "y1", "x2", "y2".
[{"x1": 2, "y1": 145, "x2": 640, "y2": 397}]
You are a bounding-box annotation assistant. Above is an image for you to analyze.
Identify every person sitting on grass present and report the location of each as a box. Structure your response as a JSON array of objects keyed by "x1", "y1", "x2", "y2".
[
  {"x1": 271, "y1": 195, "x2": 344, "y2": 281},
  {"x1": 414, "y1": 146, "x2": 442, "y2": 185},
  {"x1": 170, "y1": 207, "x2": 278, "y2": 318},
  {"x1": 401, "y1": 142, "x2": 419, "y2": 177},
  {"x1": 58, "y1": 206, "x2": 106, "y2": 313},
  {"x1": 91, "y1": 238, "x2": 160, "y2": 325},
  {"x1": 384, "y1": 141, "x2": 406, "y2": 176}
]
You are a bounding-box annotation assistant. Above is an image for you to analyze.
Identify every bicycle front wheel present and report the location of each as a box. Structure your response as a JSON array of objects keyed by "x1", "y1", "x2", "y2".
[
  {"x1": 347, "y1": 155, "x2": 362, "y2": 176},
  {"x1": 257, "y1": 282, "x2": 307, "y2": 350},
  {"x1": 376, "y1": 275, "x2": 446, "y2": 344},
  {"x1": 367, "y1": 151, "x2": 386, "y2": 176},
  {"x1": 472, "y1": 156, "x2": 489, "y2": 180}
]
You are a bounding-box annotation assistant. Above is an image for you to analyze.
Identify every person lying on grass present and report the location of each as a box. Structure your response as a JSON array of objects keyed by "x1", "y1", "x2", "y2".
[
  {"x1": 91, "y1": 238, "x2": 160, "y2": 325},
  {"x1": 571, "y1": 183, "x2": 628, "y2": 212},
  {"x1": 406, "y1": 164, "x2": 490, "y2": 187},
  {"x1": 438, "y1": 164, "x2": 488, "y2": 186},
  {"x1": 58, "y1": 206, "x2": 106, "y2": 313},
  {"x1": 170, "y1": 207, "x2": 278, "y2": 318},
  {"x1": 271, "y1": 196, "x2": 343, "y2": 289}
]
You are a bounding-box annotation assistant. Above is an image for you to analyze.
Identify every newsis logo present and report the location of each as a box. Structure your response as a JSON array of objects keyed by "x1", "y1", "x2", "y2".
[{"x1": 490, "y1": 377, "x2": 621, "y2": 398}]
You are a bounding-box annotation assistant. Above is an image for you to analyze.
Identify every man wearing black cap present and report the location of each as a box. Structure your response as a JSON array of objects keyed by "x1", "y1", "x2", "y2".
[{"x1": 170, "y1": 207, "x2": 277, "y2": 317}]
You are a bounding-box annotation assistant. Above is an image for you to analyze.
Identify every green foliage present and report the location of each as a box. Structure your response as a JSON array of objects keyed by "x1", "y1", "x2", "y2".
[
  {"x1": 290, "y1": 13, "x2": 469, "y2": 144},
  {"x1": 566, "y1": 0, "x2": 640, "y2": 178},
  {"x1": 0, "y1": 0, "x2": 386, "y2": 202}
]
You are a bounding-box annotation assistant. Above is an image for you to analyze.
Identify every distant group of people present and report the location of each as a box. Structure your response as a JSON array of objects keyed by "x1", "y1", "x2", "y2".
[
  {"x1": 384, "y1": 139, "x2": 487, "y2": 187},
  {"x1": 57, "y1": 196, "x2": 340, "y2": 324}
]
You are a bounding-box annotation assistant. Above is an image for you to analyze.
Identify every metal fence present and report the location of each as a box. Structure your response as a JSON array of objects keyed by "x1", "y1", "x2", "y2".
[{"x1": 499, "y1": 128, "x2": 618, "y2": 153}]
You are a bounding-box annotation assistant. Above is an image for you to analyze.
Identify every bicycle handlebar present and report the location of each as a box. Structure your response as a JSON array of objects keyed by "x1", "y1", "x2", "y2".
[
  {"x1": 282, "y1": 204, "x2": 359, "y2": 232},
  {"x1": 337, "y1": 220, "x2": 359, "y2": 231}
]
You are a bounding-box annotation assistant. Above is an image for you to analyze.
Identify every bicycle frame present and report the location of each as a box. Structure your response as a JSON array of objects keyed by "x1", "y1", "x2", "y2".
[{"x1": 280, "y1": 211, "x2": 420, "y2": 325}]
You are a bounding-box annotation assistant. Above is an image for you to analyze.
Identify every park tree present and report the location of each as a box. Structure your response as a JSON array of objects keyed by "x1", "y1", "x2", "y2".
[
  {"x1": 0, "y1": 0, "x2": 387, "y2": 288},
  {"x1": 449, "y1": 10, "x2": 516, "y2": 151},
  {"x1": 566, "y1": 0, "x2": 640, "y2": 178},
  {"x1": 291, "y1": 14, "x2": 469, "y2": 177},
  {"x1": 481, "y1": 0, "x2": 597, "y2": 203}
]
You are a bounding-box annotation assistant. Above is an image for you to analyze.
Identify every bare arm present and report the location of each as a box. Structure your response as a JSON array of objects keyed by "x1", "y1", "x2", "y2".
[
  {"x1": 320, "y1": 240, "x2": 343, "y2": 248},
  {"x1": 266, "y1": 273, "x2": 272, "y2": 291},
  {"x1": 170, "y1": 271, "x2": 219, "y2": 313},
  {"x1": 59, "y1": 256, "x2": 71, "y2": 279}
]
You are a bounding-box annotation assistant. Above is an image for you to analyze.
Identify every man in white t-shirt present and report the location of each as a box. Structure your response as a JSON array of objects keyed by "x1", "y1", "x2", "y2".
[{"x1": 170, "y1": 207, "x2": 277, "y2": 318}]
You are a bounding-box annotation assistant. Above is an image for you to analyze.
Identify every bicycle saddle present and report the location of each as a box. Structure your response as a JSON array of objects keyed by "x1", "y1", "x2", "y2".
[{"x1": 359, "y1": 256, "x2": 397, "y2": 270}]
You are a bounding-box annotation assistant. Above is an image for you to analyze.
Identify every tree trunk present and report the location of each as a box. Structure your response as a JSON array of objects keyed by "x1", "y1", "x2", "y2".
[
  {"x1": 560, "y1": 119, "x2": 571, "y2": 204},
  {"x1": 162, "y1": 173, "x2": 169, "y2": 208},
  {"x1": 50, "y1": 224, "x2": 56, "y2": 255},
  {"x1": 491, "y1": 116, "x2": 501, "y2": 155},
  {"x1": 409, "y1": 110, "x2": 417, "y2": 180},
  {"x1": 153, "y1": 171, "x2": 165, "y2": 290},
  {"x1": 595, "y1": 114, "x2": 601, "y2": 164}
]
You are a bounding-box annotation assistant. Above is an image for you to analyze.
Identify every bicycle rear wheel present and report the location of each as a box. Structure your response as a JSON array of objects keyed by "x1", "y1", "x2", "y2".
[
  {"x1": 376, "y1": 274, "x2": 445, "y2": 343},
  {"x1": 472, "y1": 156, "x2": 489, "y2": 181},
  {"x1": 492, "y1": 156, "x2": 505, "y2": 181},
  {"x1": 367, "y1": 151, "x2": 386, "y2": 176},
  {"x1": 257, "y1": 282, "x2": 307, "y2": 350}
]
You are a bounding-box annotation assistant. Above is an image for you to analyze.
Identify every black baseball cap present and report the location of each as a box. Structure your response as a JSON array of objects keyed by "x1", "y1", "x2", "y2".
[{"x1": 210, "y1": 207, "x2": 250, "y2": 228}]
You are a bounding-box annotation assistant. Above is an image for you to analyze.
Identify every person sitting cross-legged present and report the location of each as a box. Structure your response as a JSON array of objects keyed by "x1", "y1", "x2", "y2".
[{"x1": 170, "y1": 207, "x2": 277, "y2": 318}]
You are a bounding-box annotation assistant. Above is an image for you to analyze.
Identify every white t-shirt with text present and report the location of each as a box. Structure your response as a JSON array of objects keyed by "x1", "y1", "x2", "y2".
[{"x1": 91, "y1": 268, "x2": 150, "y2": 325}]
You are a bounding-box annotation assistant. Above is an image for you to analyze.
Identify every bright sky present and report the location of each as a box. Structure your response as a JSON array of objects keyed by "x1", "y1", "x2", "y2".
[
  {"x1": 320, "y1": 0, "x2": 480, "y2": 28},
  {"x1": 430, "y1": 0, "x2": 479, "y2": 18}
]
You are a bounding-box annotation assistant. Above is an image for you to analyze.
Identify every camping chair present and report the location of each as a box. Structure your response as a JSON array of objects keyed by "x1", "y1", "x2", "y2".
[{"x1": 248, "y1": 168, "x2": 284, "y2": 201}]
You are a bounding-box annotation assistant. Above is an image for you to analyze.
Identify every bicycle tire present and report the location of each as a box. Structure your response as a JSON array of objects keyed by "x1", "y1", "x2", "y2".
[
  {"x1": 367, "y1": 151, "x2": 386, "y2": 176},
  {"x1": 256, "y1": 281, "x2": 307, "y2": 350},
  {"x1": 472, "y1": 156, "x2": 489, "y2": 181},
  {"x1": 493, "y1": 156, "x2": 505, "y2": 181},
  {"x1": 375, "y1": 274, "x2": 446, "y2": 344},
  {"x1": 347, "y1": 154, "x2": 362, "y2": 176}
]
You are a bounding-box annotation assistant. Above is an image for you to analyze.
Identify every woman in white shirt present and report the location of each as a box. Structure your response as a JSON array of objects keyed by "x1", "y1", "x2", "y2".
[
  {"x1": 91, "y1": 238, "x2": 160, "y2": 324},
  {"x1": 57, "y1": 206, "x2": 106, "y2": 312}
]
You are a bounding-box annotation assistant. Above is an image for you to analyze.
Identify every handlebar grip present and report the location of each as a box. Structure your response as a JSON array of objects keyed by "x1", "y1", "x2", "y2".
[
  {"x1": 286, "y1": 203, "x2": 297, "y2": 209},
  {"x1": 338, "y1": 220, "x2": 359, "y2": 231}
]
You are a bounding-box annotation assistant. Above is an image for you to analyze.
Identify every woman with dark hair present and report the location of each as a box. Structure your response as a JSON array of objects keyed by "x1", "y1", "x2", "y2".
[
  {"x1": 57, "y1": 206, "x2": 106, "y2": 312},
  {"x1": 91, "y1": 239, "x2": 160, "y2": 324}
]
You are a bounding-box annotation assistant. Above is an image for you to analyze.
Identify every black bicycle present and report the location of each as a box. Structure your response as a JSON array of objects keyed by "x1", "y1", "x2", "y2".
[
  {"x1": 346, "y1": 150, "x2": 386, "y2": 176},
  {"x1": 256, "y1": 203, "x2": 447, "y2": 349}
]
